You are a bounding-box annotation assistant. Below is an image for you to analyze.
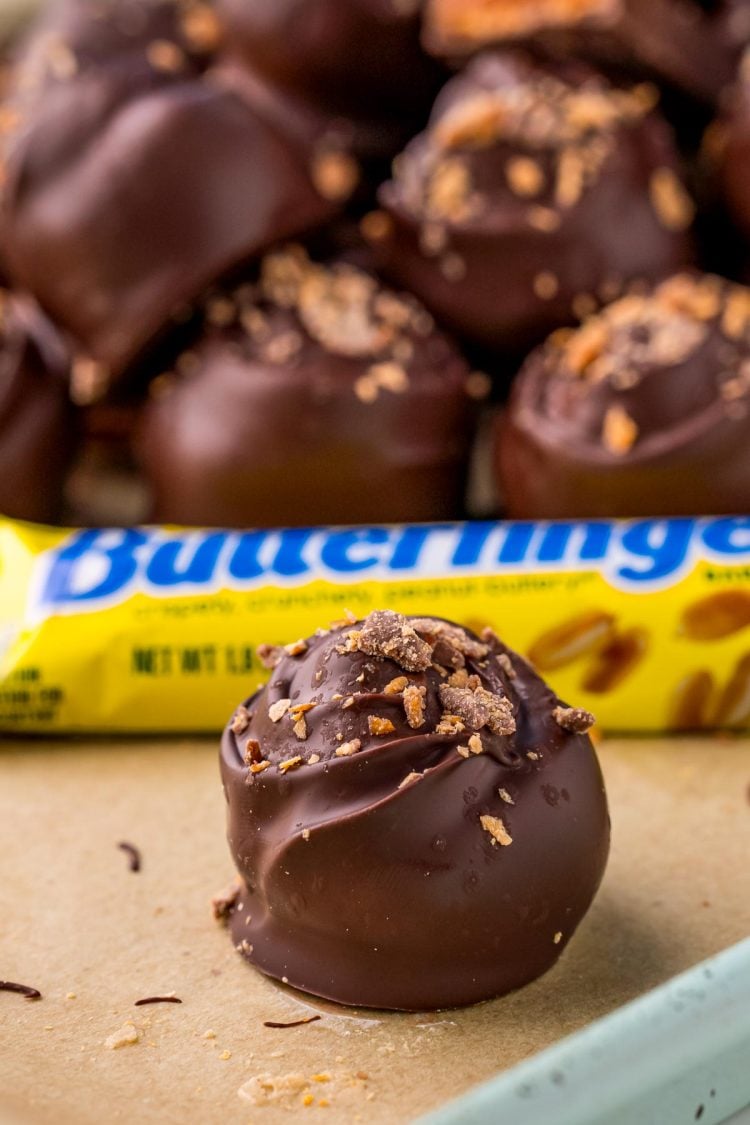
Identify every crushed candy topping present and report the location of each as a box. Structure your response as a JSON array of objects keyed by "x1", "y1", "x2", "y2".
[
  {"x1": 403, "y1": 684, "x2": 427, "y2": 729},
  {"x1": 480, "y1": 814, "x2": 513, "y2": 846},
  {"x1": 553, "y1": 705, "x2": 596, "y2": 733},
  {"x1": 269, "y1": 699, "x2": 291, "y2": 723}
]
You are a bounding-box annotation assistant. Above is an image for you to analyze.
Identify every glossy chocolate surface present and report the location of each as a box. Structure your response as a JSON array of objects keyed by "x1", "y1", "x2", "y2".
[
  {"x1": 375, "y1": 52, "x2": 694, "y2": 361},
  {"x1": 137, "y1": 246, "x2": 479, "y2": 528},
  {"x1": 498, "y1": 272, "x2": 750, "y2": 518},
  {"x1": 0, "y1": 292, "x2": 78, "y2": 523},
  {"x1": 220, "y1": 612, "x2": 610, "y2": 1011},
  {"x1": 216, "y1": 0, "x2": 442, "y2": 124},
  {"x1": 716, "y1": 58, "x2": 750, "y2": 246},
  {"x1": 0, "y1": 0, "x2": 337, "y2": 384}
]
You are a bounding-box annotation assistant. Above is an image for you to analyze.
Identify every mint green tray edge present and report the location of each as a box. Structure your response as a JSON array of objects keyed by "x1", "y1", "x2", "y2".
[{"x1": 419, "y1": 937, "x2": 750, "y2": 1125}]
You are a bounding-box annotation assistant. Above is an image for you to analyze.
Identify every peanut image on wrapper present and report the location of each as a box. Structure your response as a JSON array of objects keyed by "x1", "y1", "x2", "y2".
[
  {"x1": 669, "y1": 654, "x2": 750, "y2": 731},
  {"x1": 678, "y1": 591, "x2": 750, "y2": 642},
  {"x1": 526, "y1": 611, "x2": 648, "y2": 695},
  {"x1": 581, "y1": 627, "x2": 650, "y2": 695},
  {"x1": 712, "y1": 653, "x2": 750, "y2": 729},
  {"x1": 527, "y1": 611, "x2": 617, "y2": 671},
  {"x1": 669, "y1": 670, "x2": 716, "y2": 731}
]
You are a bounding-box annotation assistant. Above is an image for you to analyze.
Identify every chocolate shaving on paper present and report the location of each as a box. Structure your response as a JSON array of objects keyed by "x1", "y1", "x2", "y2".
[
  {"x1": 117, "y1": 841, "x2": 141, "y2": 872},
  {"x1": 262, "y1": 1015, "x2": 322, "y2": 1029},
  {"x1": 134, "y1": 996, "x2": 182, "y2": 1007},
  {"x1": 0, "y1": 981, "x2": 42, "y2": 1000}
]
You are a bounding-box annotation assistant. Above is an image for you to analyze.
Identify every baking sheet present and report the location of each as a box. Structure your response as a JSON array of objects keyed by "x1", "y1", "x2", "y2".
[{"x1": 0, "y1": 737, "x2": 748, "y2": 1124}]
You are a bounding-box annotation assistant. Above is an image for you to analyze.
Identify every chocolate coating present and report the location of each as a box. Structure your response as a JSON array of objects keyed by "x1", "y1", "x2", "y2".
[
  {"x1": 375, "y1": 52, "x2": 694, "y2": 361},
  {"x1": 215, "y1": 0, "x2": 443, "y2": 131},
  {"x1": 136, "y1": 246, "x2": 480, "y2": 528},
  {"x1": 715, "y1": 54, "x2": 750, "y2": 246},
  {"x1": 497, "y1": 272, "x2": 750, "y2": 519},
  {"x1": 423, "y1": 0, "x2": 740, "y2": 105},
  {"x1": 0, "y1": 292, "x2": 78, "y2": 524},
  {"x1": 0, "y1": 0, "x2": 337, "y2": 384},
  {"x1": 220, "y1": 611, "x2": 610, "y2": 1011}
]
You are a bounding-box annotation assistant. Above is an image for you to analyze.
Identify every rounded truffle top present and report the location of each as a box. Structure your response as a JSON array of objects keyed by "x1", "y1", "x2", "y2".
[
  {"x1": 509, "y1": 272, "x2": 750, "y2": 461},
  {"x1": 220, "y1": 610, "x2": 609, "y2": 1010},
  {"x1": 383, "y1": 52, "x2": 685, "y2": 232},
  {"x1": 185, "y1": 244, "x2": 474, "y2": 390},
  {"x1": 236, "y1": 611, "x2": 549, "y2": 771},
  {"x1": 136, "y1": 246, "x2": 478, "y2": 528},
  {"x1": 215, "y1": 0, "x2": 441, "y2": 119}
]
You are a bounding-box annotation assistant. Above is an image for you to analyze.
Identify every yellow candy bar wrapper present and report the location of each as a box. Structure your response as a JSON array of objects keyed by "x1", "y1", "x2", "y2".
[{"x1": 2, "y1": 514, "x2": 750, "y2": 734}]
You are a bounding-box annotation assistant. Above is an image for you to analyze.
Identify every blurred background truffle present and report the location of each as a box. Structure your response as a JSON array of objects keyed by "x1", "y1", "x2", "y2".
[
  {"x1": 496, "y1": 272, "x2": 750, "y2": 518},
  {"x1": 0, "y1": 291, "x2": 78, "y2": 524},
  {"x1": 0, "y1": 0, "x2": 340, "y2": 387},
  {"x1": 136, "y1": 246, "x2": 483, "y2": 528},
  {"x1": 215, "y1": 0, "x2": 445, "y2": 164},
  {"x1": 422, "y1": 0, "x2": 742, "y2": 106},
  {"x1": 373, "y1": 52, "x2": 695, "y2": 365},
  {"x1": 714, "y1": 49, "x2": 750, "y2": 252},
  {"x1": 2, "y1": 0, "x2": 750, "y2": 528}
]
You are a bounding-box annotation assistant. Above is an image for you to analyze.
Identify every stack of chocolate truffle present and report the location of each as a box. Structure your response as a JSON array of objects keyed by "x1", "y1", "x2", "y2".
[{"x1": 3, "y1": 0, "x2": 750, "y2": 526}]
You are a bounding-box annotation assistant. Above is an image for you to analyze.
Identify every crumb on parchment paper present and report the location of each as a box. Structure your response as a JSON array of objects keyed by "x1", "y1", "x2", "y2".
[
  {"x1": 237, "y1": 1069, "x2": 373, "y2": 1108},
  {"x1": 104, "y1": 1022, "x2": 141, "y2": 1050}
]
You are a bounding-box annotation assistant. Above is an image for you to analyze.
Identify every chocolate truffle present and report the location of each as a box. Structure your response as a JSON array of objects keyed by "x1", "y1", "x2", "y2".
[
  {"x1": 0, "y1": 0, "x2": 338, "y2": 385},
  {"x1": 374, "y1": 52, "x2": 695, "y2": 360},
  {"x1": 422, "y1": 0, "x2": 739, "y2": 105},
  {"x1": 220, "y1": 611, "x2": 609, "y2": 1011},
  {"x1": 136, "y1": 246, "x2": 481, "y2": 528},
  {"x1": 497, "y1": 272, "x2": 750, "y2": 519},
  {"x1": 0, "y1": 291, "x2": 78, "y2": 524},
  {"x1": 215, "y1": 0, "x2": 443, "y2": 154},
  {"x1": 714, "y1": 51, "x2": 750, "y2": 247}
]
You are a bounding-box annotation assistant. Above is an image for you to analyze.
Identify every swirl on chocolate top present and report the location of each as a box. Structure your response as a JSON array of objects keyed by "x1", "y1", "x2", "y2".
[
  {"x1": 220, "y1": 611, "x2": 610, "y2": 1011},
  {"x1": 498, "y1": 272, "x2": 750, "y2": 518},
  {"x1": 374, "y1": 52, "x2": 693, "y2": 359}
]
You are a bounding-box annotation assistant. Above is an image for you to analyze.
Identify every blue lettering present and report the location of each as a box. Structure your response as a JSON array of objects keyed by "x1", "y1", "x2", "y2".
[
  {"x1": 145, "y1": 533, "x2": 227, "y2": 587},
  {"x1": 391, "y1": 525, "x2": 451, "y2": 570},
  {"x1": 452, "y1": 522, "x2": 497, "y2": 567},
  {"x1": 320, "y1": 529, "x2": 391, "y2": 573},
  {"x1": 618, "y1": 519, "x2": 695, "y2": 582},
  {"x1": 272, "y1": 529, "x2": 315, "y2": 577},
  {"x1": 537, "y1": 522, "x2": 611, "y2": 564},
  {"x1": 41, "y1": 528, "x2": 149, "y2": 604},
  {"x1": 702, "y1": 517, "x2": 750, "y2": 557},
  {"x1": 498, "y1": 523, "x2": 535, "y2": 565},
  {"x1": 227, "y1": 532, "x2": 267, "y2": 581}
]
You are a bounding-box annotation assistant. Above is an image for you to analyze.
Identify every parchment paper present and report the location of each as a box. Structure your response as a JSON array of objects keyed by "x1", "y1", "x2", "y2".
[{"x1": 0, "y1": 738, "x2": 748, "y2": 1124}]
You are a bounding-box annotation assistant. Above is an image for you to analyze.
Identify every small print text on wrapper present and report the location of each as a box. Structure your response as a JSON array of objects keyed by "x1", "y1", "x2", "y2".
[{"x1": 2, "y1": 515, "x2": 750, "y2": 733}]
